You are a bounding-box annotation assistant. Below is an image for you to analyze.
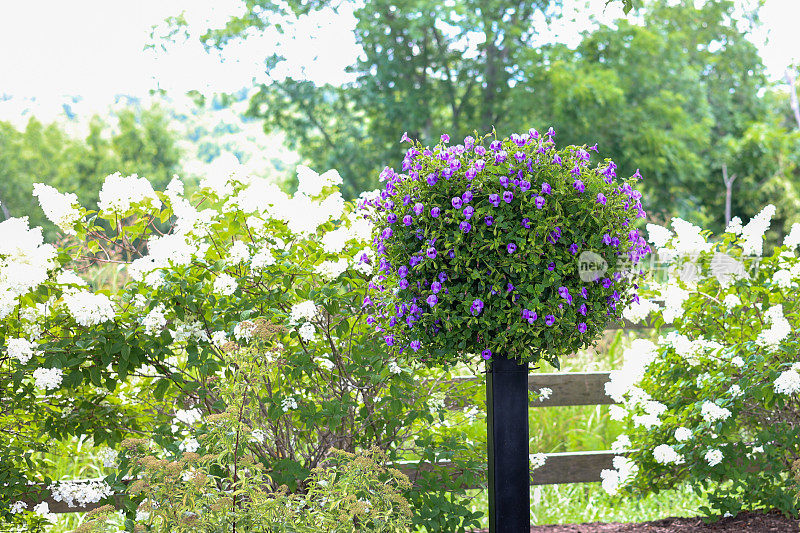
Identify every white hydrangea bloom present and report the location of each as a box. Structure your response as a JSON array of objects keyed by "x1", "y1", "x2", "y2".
[
  {"x1": 722, "y1": 294, "x2": 741, "y2": 310},
  {"x1": 0, "y1": 286, "x2": 17, "y2": 319},
  {"x1": 62, "y1": 291, "x2": 115, "y2": 327},
  {"x1": 227, "y1": 241, "x2": 251, "y2": 264},
  {"x1": 653, "y1": 444, "x2": 684, "y2": 465},
  {"x1": 646, "y1": 224, "x2": 673, "y2": 249},
  {"x1": 50, "y1": 480, "x2": 113, "y2": 508},
  {"x1": 729, "y1": 384, "x2": 743, "y2": 398},
  {"x1": 740, "y1": 204, "x2": 776, "y2": 256},
  {"x1": 0, "y1": 217, "x2": 58, "y2": 297},
  {"x1": 179, "y1": 438, "x2": 200, "y2": 453},
  {"x1": 388, "y1": 361, "x2": 403, "y2": 375},
  {"x1": 602, "y1": 455, "x2": 637, "y2": 494},
  {"x1": 600, "y1": 468, "x2": 622, "y2": 495},
  {"x1": 175, "y1": 408, "x2": 203, "y2": 425},
  {"x1": 674, "y1": 427, "x2": 692, "y2": 442},
  {"x1": 783, "y1": 223, "x2": 800, "y2": 250},
  {"x1": 97, "y1": 172, "x2": 161, "y2": 214},
  {"x1": 251, "y1": 247, "x2": 276, "y2": 269},
  {"x1": 725, "y1": 216, "x2": 743, "y2": 235},
  {"x1": 142, "y1": 305, "x2": 167, "y2": 336},
  {"x1": 281, "y1": 396, "x2": 298, "y2": 412},
  {"x1": 700, "y1": 401, "x2": 732, "y2": 423},
  {"x1": 622, "y1": 297, "x2": 659, "y2": 324},
  {"x1": 251, "y1": 429, "x2": 266, "y2": 444},
  {"x1": 321, "y1": 227, "x2": 352, "y2": 254},
  {"x1": 609, "y1": 404, "x2": 626, "y2": 421},
  {"x1": 611, "y1": 434, "x2": 631, "y2": 453},
  {"x1": 213, "y1": 273, "x2": 238, "y2": 296},
  {"x1": 33, "y1": 501, "x2": 51, "y2": 517},
  {"x1": 211, "y1": 330, "x2": 228, "y2": 346},
  {"x1": 170, "y1": 319, "x2": 209, "y2": 343},
  {"x1": 290, "y1": 300, "x2": 317, "y2": 322},
  {"x1": 605, "y1": 339, "x2": 658, "y2": 402},
  {"x1": 660, "y1": 283, "x2": 690, "y2": 324},
  {"x1": 774, "y1": 368, "x2": 800, "y2": 395},
  {"x1": 9, "y1": 501, "x2": 27, "y2": 514},
  {"x1": 33, "y1": 367, "x2": 63, "y2": 390},
  {"x1": 704, "y1": 448, "x2": 723, "y2": 467},
  {"x1": 299, "y1": 322, "x2": 316, "y2": 342},
  {"x1": 315, "y1": 259, "x2": 349, "y2": 281},
  {"x1": 538, "y1": 387, "x2": 553, "y2": 401},
  {"x1": 55, "y1": 270, "x2": 87, "y2": 288},
  {"x1": 530, "y1": 453, "x2": 547, "y2": 470},
  {"x1": 349, "y1": 216, "x2": 374, "y2": 242},
  {"x1": 670, "y1": 218, "x2": 712, "y2": 256},
  {"x1": 234, "y1": 320, "x2": 256, "y2": 342},
  {"x1": 756, "y1": 304, "x2": 791, "y2": 352},
  {"x1": 709, "y1": 252, "x2": 747, "y2": 288},
  {"x1": 32, "y1": 183, "x2": 81, "y2": 234},
  {"x1": 98, "y1": 448, "x2": 117, "y2": 468},
  {"x1": 731, "y1": 356, "x2": 745, "y2": 367},
  {"x1": 6, "y1": 337, "x2": 38, "y2": 364},
  {"x1": 296, "y1": 166, "x2": 343, "y2": 197},
  {"x1": 772, "y1": 269, "x2": 795, "y2": 289}
]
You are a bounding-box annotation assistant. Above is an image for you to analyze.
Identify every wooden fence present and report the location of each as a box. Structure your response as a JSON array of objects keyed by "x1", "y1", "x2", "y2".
[{"x1": 20, "y1": 320, "x2": 652, "y2": 514}]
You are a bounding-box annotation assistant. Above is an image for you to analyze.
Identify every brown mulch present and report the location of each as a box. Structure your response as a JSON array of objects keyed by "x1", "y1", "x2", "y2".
[{"x1": 470, "y1": 511, "x2": 799, "y2": 532}]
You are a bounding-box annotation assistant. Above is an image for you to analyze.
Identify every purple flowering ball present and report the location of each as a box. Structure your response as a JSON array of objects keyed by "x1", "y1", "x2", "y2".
[
  {"x1": 475, "y1": 146, "x2": 486, "y2": 156},
  {"x1": 410, "y1": 340, "x2": 421, "y2": 351},
  {"x1": 485, "y1": 216, "x2": 494, "y2": 226},
  {"x1": 398, "y1": 278, "x2": 409, "y2": 289},
  {"x1": 426, "y1": 294, "x2": 438, "y2": 307},
  {"x1": 463, "y1": 206, "x2": 474, "y2": 219},
  {"x1": 431, "y1": 207, "x2": 440, "y2": 218},
  {"x1": 544, "y1": 315, "x2": 556, "y2": 326},
  {"x1": 490, "y1": 140, "x2": 502, "y2": 151},
  {"x1": 451, "y1": 197, "x2": 463, "y2": 209},
  {"x1": 596, "y1": 193, "x2": 607, "y2": 205},
  {"x1": 426, "y1": 173, "x2": 438, "y2": 186},
  {"x1": 578, "y1": 303, "x2": 588, "y2": 316},
  {"x1": 499, "y1": 176, "x2": 509, "y2": 188},
  {"x1": 548, "y1": 262, "x2": 556, "y2": 271},
  {"x1": 385, "y1": 335, "x2": 395, "y2": 346},
  {"x1": 514, "y1": 151, "x2": 526, "y2": 162},
  {"x1": 577, "y1": 322, "x2": 588, "y2": 333},
  {"x1": 441, "y1": 133, "x2": 450, "y2": 143},
  {"x1": 414, "y1": 202, "x2": 424, "y2": 215},
  {"x1": 522, "y1": 218, "x2": 531, "y2": 229},
  {"x1": 519, "y1": 180, "x2": 531, "y2": 192},
  {"x1": 398, "y1": 266, "x2": 408, "y2": 278},
  {"x1": 569, "y1": 243, "x2": 579, "y2": 255},
  {"x1": 475, "y1": 159, "x2": 486, "y2": 170},
  {"x1": 503, "y1": 191, "x2": 514, "y2": 203},
  {"x1": 403, "y1": 215, "x2": 413, "y2": 226},
  {"x1": 602, "y1": 233, "x2": 612, "y2": 245},
  {"x1": 466, "y1": 167, "x2": 477, "y2": 180},
  {"x1": 581, "y1": 287, "x2": 589, "y2": 299},
  {"x1": 426, "y1": 247, "x2": 437, "y2": 259},
  {"x1": 462, "y1": 190, "x2": 473, "y2": 203},
  {"x1": 387, "y1": 213, "x2": 397, "y2": 224},
  {"x1": 573, "y1": 180, "x2": 585, "y2": 193},
  {"x1": 460, "y1": 221, "x2": 472, "y2": 233},
  {"x1": 507, "y1": 243, "x2": 517, "y2": 254},
  {"x1": 481, "y1": 349, "x2": 492, "y2": 360},
  {"x1": 541, "y1": 182, "x2": 552, "y2": 195},
  {"x1": 470, "y1": 298, "x2": 484, "y2": 316},
  {"x1": 489, "y1": 193, "x2": 500, "y2": 207},
  {"x1": 431, "y1": 281, "x2": 442, "y2": 293},
  {"x1": 535, "y1": 196, "x2": 545, "y2": 209},
  {"x1": 381, "y1": 227, "x2": 393, "y2": 239}
]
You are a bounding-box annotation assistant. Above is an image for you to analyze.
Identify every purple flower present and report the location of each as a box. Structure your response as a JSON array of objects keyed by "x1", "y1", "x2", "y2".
[
  {"x1": 442, "y1": 168, "x2": 452, "y2": 179},
  {"x1": 470, "y1": 298, "x2": 484, "y2": 316},
  {"x1": 547, "y1": 262, "x2": 555, "y2": 271},
  {"x1": 462, "y1": 190, "x2": 473, "y2": 203},
  {"x1": 489, "y1": 194, "x2": 501, "y2": 207},
  {"x1": 541, "y1": 182, "x2": 552, "y2": 195},
  {"x1": 463, "y1": 206, "x2": 475, "y2": 219},
  {"x1": 426, "y1": 294, "x2": 438, "y2": 307},
  {"x1": 438, "y1": 272, "x2": 448, "y2": 282},
  {"x1": 544, "y1": 315, "x2": 556, "y2": 326},
  {"x1": 481, "y1": 349, "x2": 492, "y2": 360},
  {"x1": 398, "y1": 278, "x2": 409, "y2": 289},
  {"x1": 475, "y1": 146, "x2": 487, "y2": 156},
  {"x1": 601, "y1": 277, "x2": 613, "y2": 288},
  {"x1": 410, "y1": 340, "x2": 421, "y2": 352},
  {"x1": 381, "y1": 228, "x2": 393, "y2": 239},
  {"x1": 387, "y1": 213, "x2": 397, "y2": 224},
  {"x1": 400, "y1": 132, "x2": 411, "y2": 143},
  {"x1": 475, "y1": 159, "x2": 486, "y2": 171},
  {"x1": 414, "y1": 202, "x2": 424, "y2": 215},
  {"x1": 490, "y1": 140, "x2": 502, "y2": 151},
  {"x1": 431, "y1": 281, "x2": 442, "y2": 293},
  {"x1": 499, "y1": 176, "x2": 510, "y2": 188},
  {"x1": 426, "y1": 173, "x2": 438, "y2": 186},
  {"x1": 522, "y1": 218, "x2": 531, "y2": 229},
  {"x1": 507, "y1": 243, "x2": 517, "y2": 254},
  {"x1": 485, "y1": 216, "x2": 494, "y2": 226},
  {"x1": 507, "y1": 282, "x2": 515, "y2": 292},
  {"x1": 441, "y1": 134, "x2": 450, "y2": 143},
  {"x1": 426, "y1": 247, "x2": 437, "y2": 259},
  {"x1": 546, "y1": 127, "x2": 555, "y2": 137},
  {"x1": 466, "y1": 167, "x2": 477, "y2": 180},
  {"x1": 577, "y1": 322, "x2": 588, "y2": 333},
  {"x1": 596, "y1": 193, "x2": 607, "y2": 205},
  {"x1": 552, "y1": 154, "x2": 562, "y2": 165},
  {"x1": 578, "y1": 303, "x2": 587, "y2": 316},
  {"x1": 398, "y1": 266, "x2": 408, "y2": 278},
  {"x1": 464, "y1": 136, "x2": 475, "y2": 148},
  {"x1": 519, "y1": 180, "x2": 531, "y2": 192},
  {"x1": 569, "y1": 243, "x2": 579, "y2": 255},
  {"x1": 431, "y1": 207, "x2": 441, "y2": 218},
  {"x1": 495, "y1": 151, "x2": 507, "y2": 164},
  {"x1": 611, "y1": 237, "x2": 620, "y2": 247},
  {"x1": 602, "y1": 233, "x2": 612, "y2": 245},
  {"x1": 573, "y1": 180, "x2": 585, "y2": 193},
  {"x1": 503, "y1": 191, "x2": 514, "y2": 203},
  {"x1": 403, "y1": 215, "x2": 413, "y2": 226},
  {"x1": 514, "y1": 151, "x2": 526, "y2": 162},
  {"x1": 581, "y1": 288, "x2": 588, "y2": 299},
  {"x1": 535, "y1": 196, "x2": 545, "y2": 209},
  {"x1": 451, "y1": 197, "x2": 463, "y2": 209},
  {"x1": 460, "y1": 221, "x2": 472, "y2": 233}
]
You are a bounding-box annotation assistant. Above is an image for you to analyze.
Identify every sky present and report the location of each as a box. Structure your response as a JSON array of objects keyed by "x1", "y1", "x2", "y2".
[{"x1": 0, "y1": 0, "x2": 798, "y2": 119}]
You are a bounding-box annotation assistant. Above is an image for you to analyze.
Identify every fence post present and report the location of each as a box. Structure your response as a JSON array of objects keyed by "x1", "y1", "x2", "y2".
[{"x1": 486, "y1": 352, "x2": 530, "y2": 532}]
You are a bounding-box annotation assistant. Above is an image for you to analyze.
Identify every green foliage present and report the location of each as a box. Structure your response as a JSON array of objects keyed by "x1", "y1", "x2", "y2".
[{"x1": 369, "y1": 131, "x2": 648, "y2": 366}]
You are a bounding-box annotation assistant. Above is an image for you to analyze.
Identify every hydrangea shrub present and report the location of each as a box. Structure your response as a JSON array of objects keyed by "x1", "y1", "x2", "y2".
[
  {"x1": 603, "y1": 206, "x2": 800, "y2": 517},
  {"x1": 365, "y1": 130, "x2": 649, "y2": 367}
]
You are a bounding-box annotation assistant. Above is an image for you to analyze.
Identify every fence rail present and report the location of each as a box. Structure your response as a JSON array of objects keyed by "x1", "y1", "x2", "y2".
[{"x1": 22, "y1": 319, "x2": 655, "y2": 514}]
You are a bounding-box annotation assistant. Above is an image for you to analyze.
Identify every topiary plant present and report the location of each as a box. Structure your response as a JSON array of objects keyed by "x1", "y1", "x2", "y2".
[{"x1": 364, "y1": 129, "x2": 649, "y2": 367}]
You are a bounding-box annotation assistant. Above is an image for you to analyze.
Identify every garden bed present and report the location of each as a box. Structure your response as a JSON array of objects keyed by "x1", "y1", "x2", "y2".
[{"x1": 472, "y1": 510, "x2": 799, "y2": 532}]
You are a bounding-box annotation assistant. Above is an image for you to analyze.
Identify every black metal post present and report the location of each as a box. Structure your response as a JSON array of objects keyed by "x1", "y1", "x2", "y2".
[{"x1": 486, "y1": 352, "x2": 530, "y2": 532}]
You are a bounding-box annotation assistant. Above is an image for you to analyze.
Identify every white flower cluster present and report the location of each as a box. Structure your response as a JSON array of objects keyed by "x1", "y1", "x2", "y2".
[
  {"x1": 234, "y1": 320, "x2": 256, "y2": 342},
  {"x1": 211, "y1": 330, "x2": 228, "y2": 346},
  {"x1": 179, "y1": 437, "x2": 200, "y2": 453},
  {"x1": 756, "y1": 304, "x2": 791, "y2": 352},
  {"x1": 315, "y1": 259, "x2": 349, "y2": 281},
  {"x1": 646, "y1": 223, "x2": 673, "y2": 249},
  {"x1": 290, "y1": 300, "x2": 318, "y2": 323},
  {"x1": 251, "y1": 429, "x2": 266, "y2": 443},
  {"x1": 251, "y1": 246, "x2": 276, "y2": 269},
  {"x1": 9, "y1": 501, "x2": 27, "y2": 514},
  {"x1": 299, "y1": 322, "x2": 316, "y2": 342},
  {"x1": 32, "y1": 183, "x2": 82, "y2": 235},
  {"x1": 388, "y1": 361, "x2": 403, "y2": 375},
  {"x1": 97, "y1": 172, "x2": 161, "y2": 215},
  {"x1": 773, "y1": 363, "x2": 800, "y2": 395},
  {"x1": 297, "y1": 166, "x2": 343, "y2": 197},
  {"x1": 605, "y1": 339, "x2": 659, "y2": 402},
  {"x1": 704, "y1": 448, "x2": 724, "y2": 467},
  {"x1": 783, "y1": 223, "x2": 800, "y2": 250},
  {"x1": 175, "y1": 408, "x2": 203, "y2": 425},
  {"x1": 709, "y1": 252, "x2": 747, "y2": 288},
  {"x1": 50, "y1": 479, "x2": 113, "y2": 508},
  {"x1": 97, "y1": 447, "x2": 117, "y2": 468},
  {"x1": 600, "y1": 455, "x2": 638, "y2": 495},
  {"x1": 653, "y1": 444, "x2": 684, "y2": 465},
  {"x1": 169, "y1": 319, "x2": 209, "y2": 343},
  {"x1": 611, "y1": 434, "x2": 631, "y2": 453},
  {"x1": 674, "y1": 427, "x2": 693, "y2": 442},
  {"x1": 63, "y1": 291, "x2": 115, "y2": 327},
  {"x1": 537, "y1": 387, "x2": 553, "y2": 402},
  {"x1": 740, "y1": 204, "x2": 775, "y2": 256},
  {"x1": 227, "y1": 241, "x2": 251, "y2": 264},
  {"x1": 143, "y1": 305, "x2": 167, "y2": 335},
  {"x1": 530, "y1": 453, "x2": 547, "y2": 471},
  {"x1": 0, "y1": 217, "x2": 58, "y2": 309},
  {"x1": 722, "y1": 294, "x2": 741, "y2": 310},
  {"x1": 33, "y1": 367, "x2": 63, "y2": 390},
  {"x1": 281, "y1": 396, "x2": 298, "y2": 412},
  {"x1": 622, "y1": 297, "x2": 659, "y2": 324},
  {"x1": 700, "y1": 401, "x2": 732, "y2": 423},
  {"x1": 213, "y1": 273, "x2": 238, "y2": 296},
  {"x1": 6, "y1": 337, "x2": 39, "y2": 364}
]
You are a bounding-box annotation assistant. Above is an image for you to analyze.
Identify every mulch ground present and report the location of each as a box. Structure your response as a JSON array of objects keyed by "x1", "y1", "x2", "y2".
[{"x1": 470, "y1": 510, "x2": 799, "y2": 532}]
